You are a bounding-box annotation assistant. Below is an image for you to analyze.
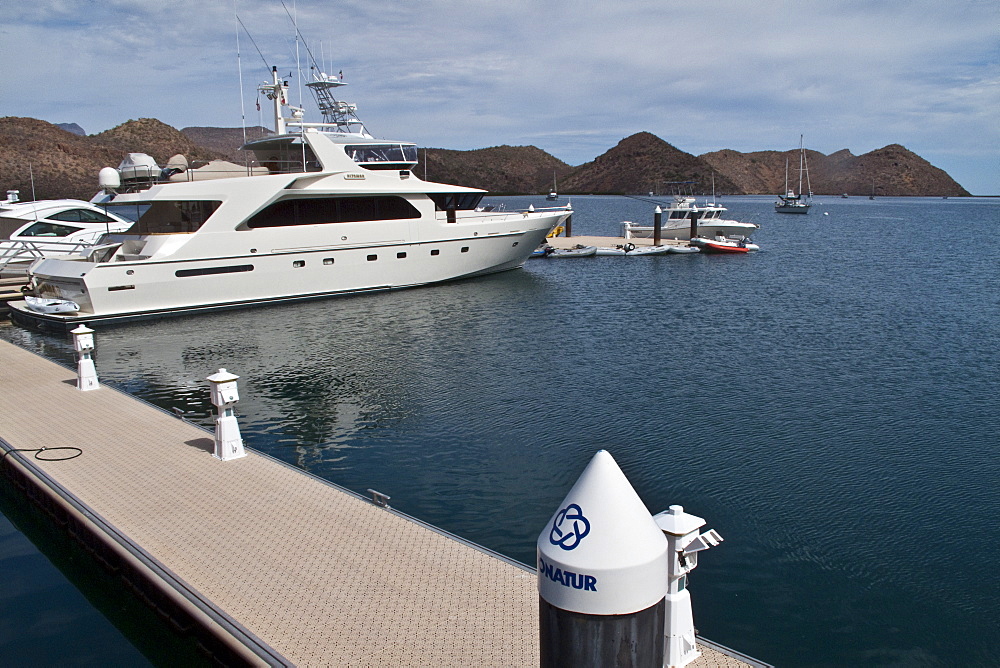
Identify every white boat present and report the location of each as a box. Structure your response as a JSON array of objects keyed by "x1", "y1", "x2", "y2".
[
  {"x1": 620, "y1": 194, "x2": 758, "y2": 242},
  {"x1": 546, "y1": 171, "x2": 558, "y2": 201},
  {"x1": 594, "y1": 243, "x2": 671, "y2": 256},
  {"x1": 23, "y1": 296, "x2": 80, "y2": 314},
  {"x1": 0, "y1": 193, "x2": 133, "y2": 276},
  {"x1": 775, "y1": 135, "x2": 811, "y2": 214},
  {"x1": 538, "y1": 244, "x2": 596, "y2": 258},
  {"x1": 10, "y1": 67, "x2": 571, "y2": 328},
  {"x1": 664, "y1": 245, "x2": 700, "y2": 254}
]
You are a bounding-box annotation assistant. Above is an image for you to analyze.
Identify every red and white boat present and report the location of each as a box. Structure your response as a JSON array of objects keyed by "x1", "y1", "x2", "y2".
[{"x1": 690, "y1": 236, "x2": 759, "y2": 254}]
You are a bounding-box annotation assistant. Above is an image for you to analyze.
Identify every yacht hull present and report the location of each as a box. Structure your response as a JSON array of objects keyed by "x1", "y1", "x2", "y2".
[{"x1": 11, "y1": 220, "x2": 559, "y2": 330}]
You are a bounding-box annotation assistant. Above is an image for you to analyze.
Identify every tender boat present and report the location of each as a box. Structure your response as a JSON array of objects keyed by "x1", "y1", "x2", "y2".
[
  {"x1": 539, "y1": 244, "x2": 596, "y2": 258},
  {"x1": 23, "y1": 296, "x2": 80, "y2": 314},
  {"x1": 594, "y1": 243, "x2": 671, "y2": 256},
  {"x1": 621, "y1": 190, "x2": 758, "y2": 241},
  {"x1": 690, "y1": 236, "x2": 759, "y2": 254},
  {"x1": 775, "y1": 135, "x2": 812, "y2": 214},
  {"x1": 664, "y1": 245, "x2": 700, "y2": 254},
  {"x1": 0, "y1": 192, "x2": 133, "y2": 277},
  {"x1": 10, "y1": 67, "x2": 571, "y2": 329}
]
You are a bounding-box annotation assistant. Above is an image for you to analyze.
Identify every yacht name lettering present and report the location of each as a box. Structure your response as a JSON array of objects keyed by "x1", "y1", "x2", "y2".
[{"x1": 538, "y1": 557, "x2": 597, "y2": 591}]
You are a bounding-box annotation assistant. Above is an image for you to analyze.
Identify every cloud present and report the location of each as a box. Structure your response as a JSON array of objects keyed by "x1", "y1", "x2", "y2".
[{"x1": 2, "y1": 0, "x2": 997, "y2": 192}]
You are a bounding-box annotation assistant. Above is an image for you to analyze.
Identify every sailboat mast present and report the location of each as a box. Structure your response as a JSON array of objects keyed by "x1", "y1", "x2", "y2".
[{"x1": 797, "y1": 134, "x2": 804, "y2": 196}]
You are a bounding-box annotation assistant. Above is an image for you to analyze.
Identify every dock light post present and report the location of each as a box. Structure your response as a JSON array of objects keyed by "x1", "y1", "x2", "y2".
[
  {"x1": 564, "y1": 203, "x2": 573, "y2": 237},
  {"x1": 207, "y1": 369, "x2": 246, "y2": 461},
  {"x1": 71, "y1": 325, "x2": 99, "y2": 391},
  {"x1": 654, "y1": 206, "x2": 663, "y2": 246},
  {"x1": 653, "y1": 505, "x2": 724, "y2": 668},
  {"x1": 537, "y1": 450, "x2": 668, "y2": 667}
]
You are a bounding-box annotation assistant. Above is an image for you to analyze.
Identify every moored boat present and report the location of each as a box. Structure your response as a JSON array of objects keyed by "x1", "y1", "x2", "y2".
[
  {"x1": 690, "y1": 236, "x2": 758, "y2": 254},
  {"x1": 594, "y1": 243, "x2": 672, "y2": 256},
  {"x1": 775, "y1": 135, "x2": 812, "y2": 214},
  {"x1": 540, "y1": 244, "x2": 596, "y2": 258},
  {"x1": 0, "y1": 194, "x2": 133, "y2": 277},
  {"x1": 10, "y1": 66, "x2": 571, "y2": 329},
  {"x1": 621, "y1": 189, "x2": 758, "y2": 241}
]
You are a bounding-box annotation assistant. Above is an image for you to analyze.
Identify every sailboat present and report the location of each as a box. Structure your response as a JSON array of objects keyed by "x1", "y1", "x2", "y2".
[
  {"x1": 546, "y1": 171, "x2": 558, "y2": 200},
  {"x1": 775, "y1": 135, "x2": 811, "y2": 214}
]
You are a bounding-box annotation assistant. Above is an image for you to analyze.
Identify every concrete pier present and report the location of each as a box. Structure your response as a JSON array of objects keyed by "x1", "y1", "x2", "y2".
[{"x1": 0, "y1": 338, "x2": 767, "y2": 666}]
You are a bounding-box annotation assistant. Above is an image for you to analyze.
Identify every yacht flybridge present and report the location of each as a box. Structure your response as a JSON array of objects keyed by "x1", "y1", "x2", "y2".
[{"x1": 10, "y1": 67, "x2": 571, "y2": 328}]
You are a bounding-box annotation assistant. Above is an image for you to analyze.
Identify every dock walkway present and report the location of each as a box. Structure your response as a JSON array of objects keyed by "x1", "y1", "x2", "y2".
[{"x1": 0, "y1": 338, "x2": 759, "y2": 666}]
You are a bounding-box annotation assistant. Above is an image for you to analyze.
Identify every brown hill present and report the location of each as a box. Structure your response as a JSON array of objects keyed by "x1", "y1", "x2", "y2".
[
  {"x1": 420, "y1": 145, "x2": 572, "y2": 194},
  {"x1": 700, "y1": 144, "x2": 969, "y2": 196},
  {"x1": 182, "y1": 126, "x2": 273, "y2": 163},
  {"x1": 0, "y1": 117, "x2": 229, "y2": 201},
  {"x1": 561, "y1": 132, "x2": 741, "y2": 195},
  {"x1": 0, "y1": 117, "x2": 124, "y2": 200},
  {"x1": 91, "y1": 118, "x2": 225, "y2": 166}
]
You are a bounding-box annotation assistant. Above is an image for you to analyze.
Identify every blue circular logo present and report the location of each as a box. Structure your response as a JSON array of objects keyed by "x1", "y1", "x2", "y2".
[{"x1": 549, "y1": 503, "x2": 591, "y2": 550}]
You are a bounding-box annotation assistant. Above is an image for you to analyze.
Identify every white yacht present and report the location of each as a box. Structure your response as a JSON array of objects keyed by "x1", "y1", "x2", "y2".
[
  {"x1": 10, "y1": 67, "x2": 571, "y2": 328},
  {"x1": 0, "y1": 192, "x2": 132, "y2": 277},
  {"x1": 621, "y1": 196, "x2": 758, "y2": 241}
]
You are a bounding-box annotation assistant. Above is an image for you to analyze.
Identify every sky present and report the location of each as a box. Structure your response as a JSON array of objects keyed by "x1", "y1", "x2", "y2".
[{"x1": 2, "y1": 1, "x2": 998, "y2": 194}]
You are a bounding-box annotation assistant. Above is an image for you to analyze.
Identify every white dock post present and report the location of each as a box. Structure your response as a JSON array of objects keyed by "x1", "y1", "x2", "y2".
[
  {"x1": 653, "y1": 505, "x2": 724, "y2": 668},
  {"x1": 537, "y1": 450, "x2": 668, "y2": 667},
  {"x1": 71, "y1": 325, "x2": 99, "y2": 391},
  {"x1": 207, "y1": 368, "x2": 246, "y2": 461}
]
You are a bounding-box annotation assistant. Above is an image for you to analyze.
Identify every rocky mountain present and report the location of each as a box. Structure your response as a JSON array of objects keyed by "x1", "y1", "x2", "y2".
[
  {"x1": 0, "y1": 117, "x2": 229, "y2": 200},
  {"x1": 420, "y1": 145, "x2": 572, "y2": 194},
  {"x1": 561, "y1": 132, "x2": 740, "y2": 195},
  {"x1": 55, "y1": 122, "x2": 86, "y2": 136},
  {"x1": 1, "y1": 116, "x2": 970, "y2": 200},
  {"x1": 181, "y1": 126, "x2": 273, "y2": 163},
  {"x1": 700, "y1": 144, "x2": 969, "y2": 197}
]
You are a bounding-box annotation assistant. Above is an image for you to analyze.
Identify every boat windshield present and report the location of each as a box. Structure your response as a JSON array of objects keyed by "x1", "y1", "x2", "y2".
[
  {"x1": 428, "y1": 193, "x2": 484, "y2": 211},
  {"x1": 345, "y1": 144, "x2": 418, "y2": 170},
  {"x1": 127, "y1": 201, "x2": 221, "y2": 234}
]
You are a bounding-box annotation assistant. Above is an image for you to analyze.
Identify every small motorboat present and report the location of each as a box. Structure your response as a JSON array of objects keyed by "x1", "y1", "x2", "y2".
[
  {"x1": 690, "y1": 236, "x2": 758, "y2": 254},
  {"x1": 24, "y1": 296, "x2": 80, "y2": 314}
]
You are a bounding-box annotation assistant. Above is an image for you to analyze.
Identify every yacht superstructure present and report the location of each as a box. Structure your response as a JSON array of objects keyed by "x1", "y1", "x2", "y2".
[{"x1": 11, "y1": 67, "x2": 571, "y2": 328}]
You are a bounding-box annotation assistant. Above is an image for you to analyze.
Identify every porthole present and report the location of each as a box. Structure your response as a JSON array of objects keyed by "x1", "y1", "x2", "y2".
[
  {"x1": 397, "y1": 252, "x2": 407, "y2": 259},
  {"x1": 293, "y1": 260, "x2": 305, "y2": 268},
  {"x1": 430, "y1": 249, "x2": 440, "y2": 256},
  {"x1": 461, "y1": 247, "x2": 469, "y2": 253},
  {"x1": 323, "y1": 258, "x2": 334, "y2": 265},
  {"x1": 367, "y1": 254, "x2": 377, "y2": 261}
]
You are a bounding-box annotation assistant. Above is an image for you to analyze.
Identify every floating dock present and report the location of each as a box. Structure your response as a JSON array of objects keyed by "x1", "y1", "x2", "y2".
[
  {"x1": 544, "y1": 235, "x2": 692, "y2": 250},
  {"x1": 0, "y1": 338, "x2": 767, "y2": 666}
]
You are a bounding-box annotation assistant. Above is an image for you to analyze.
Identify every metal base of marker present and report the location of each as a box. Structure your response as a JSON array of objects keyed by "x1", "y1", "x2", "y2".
[{"x1": 539, "y1": 597, "x2": 665, "y2": 668}]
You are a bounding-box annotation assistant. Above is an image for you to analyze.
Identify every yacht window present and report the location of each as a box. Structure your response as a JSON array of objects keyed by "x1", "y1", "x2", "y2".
[
  {"x1": 132, "y1": 201, "x2": 221, "y2": 234},
  {"x1": 245, "y1": 196, "x2": 420, "y2": 228},
  {"x1": 428, "y1": 193, "x2": 485, "y2": 211},
  {"x1": 669, "y1": 211, "x2": 687, "y2": 220},
  {"x1": 17, "y1": 221, "x2": 84, "y2": 237},
  {"x1": 253, "y1": 143, "x2": 321, "y2": 174},
  {"x1": 175, "y1": 264, "x2": 254, "y2": 277},
  {"x1": 46, "y1": 208, "x2": 118, "y2": 224},
  {"x1": 345, "y1": 144, "x2": 418, "y2": 166}
]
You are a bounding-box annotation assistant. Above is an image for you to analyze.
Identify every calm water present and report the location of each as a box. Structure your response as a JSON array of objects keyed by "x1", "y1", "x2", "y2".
[{"x1": 2, "y1": 195, "x2": 998, "y2": 666}]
